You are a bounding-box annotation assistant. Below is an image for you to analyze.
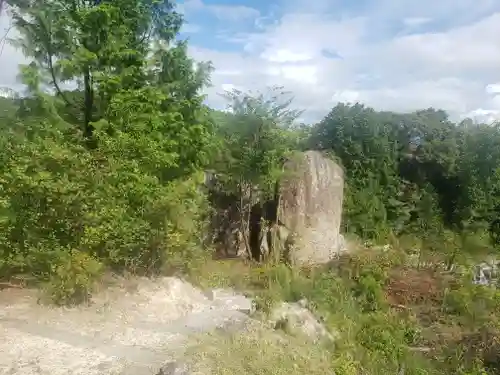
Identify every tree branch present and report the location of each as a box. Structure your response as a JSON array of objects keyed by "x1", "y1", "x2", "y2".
[{"x1": 38, "y1": 15, "x2": 74, "y2": 108}]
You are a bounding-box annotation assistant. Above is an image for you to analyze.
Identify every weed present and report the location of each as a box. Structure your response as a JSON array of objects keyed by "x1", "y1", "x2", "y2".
[{"x1": 42, "y1": 249, "x2": 102, "y2": 305}]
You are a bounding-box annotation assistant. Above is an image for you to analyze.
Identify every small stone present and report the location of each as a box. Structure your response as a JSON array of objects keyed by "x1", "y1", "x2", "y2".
[
  {"x1": 297, "y1": 298, "x2": 308, "y2": 308},
  {"x1": 269, "y1": 301, "x2": 336, "y2": 343},
  {"x1": 157, "y1": 361, "x2": 190, "y2": 375},
  {"x1": 209, "y1": 288, "x2": 255, "y2": 314}
]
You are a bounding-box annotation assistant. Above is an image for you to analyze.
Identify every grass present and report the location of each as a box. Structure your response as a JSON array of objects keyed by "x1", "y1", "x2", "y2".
[
  {"x1": 185, "y1": 245, "x2": 500, "y2": 375},
  {"x1": 24, "y1": 235, "x2": 496, "y2": 375},
  {"x1": 187, "y1": 322, "x2": 338, "y2": 375}
]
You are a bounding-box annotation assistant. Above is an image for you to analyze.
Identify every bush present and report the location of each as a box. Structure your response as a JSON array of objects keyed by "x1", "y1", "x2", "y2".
[
  {"x1": 43, "y1": 249, "x2": 103, "y2": 306},
  {"x1": 0, "y1": 118, "x2": 209, "y2": 301},
  {"x1": 443, "y1": 277, "x2": 500, "y2": 324}
]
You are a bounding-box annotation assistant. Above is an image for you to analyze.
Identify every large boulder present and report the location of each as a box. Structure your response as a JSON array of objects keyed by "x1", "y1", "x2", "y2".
[
  {"x1": 277, "y1": 151, "x2": 344, "y2": 265},
  {"x1": 206, "y1": 151, "x2": 345, "y2": 264}
]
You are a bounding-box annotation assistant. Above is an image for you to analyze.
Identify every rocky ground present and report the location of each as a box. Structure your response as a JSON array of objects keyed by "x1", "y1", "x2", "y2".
[
  {"x1": 0, "y1": 276, "x2": 256, "y2": 375},
  {"x1": 0, "y1": 275, "x2": 331, "y2": 375}
]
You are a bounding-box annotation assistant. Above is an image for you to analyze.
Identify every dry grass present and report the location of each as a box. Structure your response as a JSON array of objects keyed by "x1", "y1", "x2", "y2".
[
  {"x1": 385, "y1": 267, "x2": 448, "y2": 307},
  {"x1": 187, "y1": 258, "x2": 255, "y2": 290},
  {"x1": 185, "y1": 248, "x2": 500, "y2": 375},
  {"x1": 187, "y1": 322, "x2": 337, "y2": 375}
]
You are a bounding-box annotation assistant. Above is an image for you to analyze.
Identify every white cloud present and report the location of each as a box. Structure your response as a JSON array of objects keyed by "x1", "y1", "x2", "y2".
[
  {"x1": 208, "y1": 5, "x2": 259, "y2": 22},
  {"x1": 268, "y1": 64, "x2": 318, "y2": 85},
  {"x1": 2, "y1": 0, "x2": 500, "y2": 124},
  {"x1": 486, "y1": 83, "x2": 500, "y2": 95},
  {"x1": 385, "y1": 13, "x2": 500, "y2": 71},
  {"x1": 331, "y1": 90, "x2": 361, "y2": 104},
  {"x1": 255, "y1": 13, "x2": 365, "y2": 62},
  {"x1": 370, "y1": 0, "x2": 498, "y2": 26},
  {"x1": 191, "y1": 1, "x2": 500, "y2": 122},
  {"x1": 262, "y1": 49, "x2": 312, "y2": 63},
  {"x1": 460, "y1": 82, "x2": 500, "y2": 123}
]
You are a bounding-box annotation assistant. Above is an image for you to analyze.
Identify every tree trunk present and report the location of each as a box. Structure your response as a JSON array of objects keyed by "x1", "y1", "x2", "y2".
[
  {"x1": 83, "y1": 67, "x2": 94, "y2": 138},
  {"x1": 238, "y1": 180, "x2": 252, "y2": 259}
]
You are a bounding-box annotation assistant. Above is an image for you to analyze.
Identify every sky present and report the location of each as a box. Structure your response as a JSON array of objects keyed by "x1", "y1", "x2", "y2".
[{"x1": 1, "y1": 0, "x2": 500, "y2": 123}]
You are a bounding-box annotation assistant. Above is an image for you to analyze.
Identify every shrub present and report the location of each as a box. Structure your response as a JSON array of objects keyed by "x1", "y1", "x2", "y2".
[
  {"x1": 43, "y1": 249, "x2": 103, "y2": 306},
  {"x1": 0, "y1": 118, "x2": 209, "y2": 302}
]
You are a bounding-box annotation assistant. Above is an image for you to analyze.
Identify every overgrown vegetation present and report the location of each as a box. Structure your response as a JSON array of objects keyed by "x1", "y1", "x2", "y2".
[
  {"x1": 191, "y1": 249, "x2": 500, "y2": 375},
  {"x1": 1, "y1": 0, "x2": 500, "y2": 373},
  {"x1": 0, "y1": 0, "x2": 214, "y2": 301}
]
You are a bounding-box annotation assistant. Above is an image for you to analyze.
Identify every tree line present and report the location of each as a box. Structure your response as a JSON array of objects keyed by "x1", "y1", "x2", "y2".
[
  {"x1": 311, "y1": 105, "x2": 500, "y2": 263},
  {"x1": 0, "y1": 0, "x2": 499, "y2": 301}
]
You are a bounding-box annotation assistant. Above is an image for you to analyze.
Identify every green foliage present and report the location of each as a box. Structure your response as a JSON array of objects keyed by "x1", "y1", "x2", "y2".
[
  {"x1": 1, "y1": 3, "x2": 499, "y2": 375},
  {"x1": 1, "y1": 0, "x2": 214, "y2": 304},
  {"x1": 249, "y1": 263, "x2": 313, "y2": 311},
  {"x1": 209, "y1": 86, "x2": 303, "y2": 258},
  {"x1": 443, "y1": 277, "x2": 500, "y2": 324},
  {"x1": 353, "y1": 273, "x2": 387, "y2": 312},
  {"x1": 199, "y1": 252, "x2": 437, "y2": 375},
  {"x1": 310, "y1": 103, "x2": 500, "y2": 259},
  {"x1": 43, "y1": 249, "x2": 103, "y2": 306},
  {"x1": 213, "y1": 86, "x2": 301, "y2": 198},
  {"x1": 0, "y1": 117, "x2": 210, "y2": 279},
  {"x1": 196, "y1": 247, "x2": 500, "y2": 375},
  {"x1": 0, "y1": 96, "x2": 17, "y2": 121}
]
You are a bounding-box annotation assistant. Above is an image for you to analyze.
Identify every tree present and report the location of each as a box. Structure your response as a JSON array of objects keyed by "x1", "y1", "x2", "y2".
[
  {"x1": 212, "y1": 87, "x2": 302, "y2": 259},
  {"x1": 0, "y1": 0, "x2": 215, "y2": 298},
  {"x1": 309, "y1": 102, "x2": 500, "y2": 255},
  {"x1": 7, "y1": 0, "x2": 214, "y2": 178},
  {"x1": 310, "y1": 103, "x2": 408, "y2": 239}
]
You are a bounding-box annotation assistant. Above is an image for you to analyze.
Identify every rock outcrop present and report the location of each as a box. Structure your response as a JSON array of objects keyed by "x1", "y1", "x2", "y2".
[
  {"x1": 0, "y1": 276, "x2": 335, "y2": 375},
  {"x1": 277, "y1": 151, "x2": 344, "y2": 265},
  {"x1": 207, "y1": 150, "x2": 345, "y2": 265},
  {"x1": 268, "y1": 298, "x2": 337, "y2": 343},
  {"x1": 0, "y1": 277, "x2": 254, "y2": 375}
]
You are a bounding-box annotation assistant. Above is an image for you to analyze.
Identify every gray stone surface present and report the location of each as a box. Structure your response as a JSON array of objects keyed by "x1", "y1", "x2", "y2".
[
  {"x1": 156, "y1": 361, "x2": 191, "y2": 375},
  {"x1": 268, "y1": 299, "x2": 336, "y2": 343},
  {"x1": 207, "y1": 288, "x2": 255, "y2": 314},
  {"x1": 0, "y1": 277, "x2": 253, "y2": 375},
  {"x1": 279, "y1": 150, "x2": 345, "y2": 265}
]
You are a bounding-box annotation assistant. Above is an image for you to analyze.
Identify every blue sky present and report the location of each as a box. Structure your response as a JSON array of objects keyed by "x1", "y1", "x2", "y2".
[{"x1": 2, "y1": 0, "x2": 500, "y2": 123}]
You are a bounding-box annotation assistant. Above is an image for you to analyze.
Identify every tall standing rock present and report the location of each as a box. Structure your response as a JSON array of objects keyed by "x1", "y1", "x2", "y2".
[{"x1": 277, "y1": 151, "x2": 344, "y2": 265}]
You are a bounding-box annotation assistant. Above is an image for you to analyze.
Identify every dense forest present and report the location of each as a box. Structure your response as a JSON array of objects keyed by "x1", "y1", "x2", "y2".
[{"x1": 1, "y1": 0, "x2": 500, "y2": 374}]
